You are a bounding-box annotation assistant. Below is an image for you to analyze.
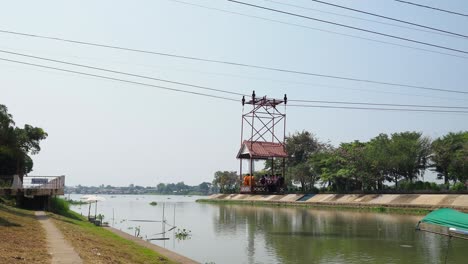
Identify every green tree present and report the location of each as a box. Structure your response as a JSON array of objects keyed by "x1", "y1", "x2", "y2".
[
  {"x1": 311, "y1": 141, "x2": 370, "y2": 192},
  {"x1": 0, "y1": 104, "x2": 47, "y2": 180},
  {"x1": 212, "y1": 171, "x2": 238, "y2": 193},
  {"x1": 449, "y1": 144, "x2": 468, "y2": 185},
  {"x1": 390, "y1": 132, "x2": 431, "y2": 186},
  {"x1": 198, "y1": 182, "x2": 211, "y2": 195},
  {"x1": 431, "y1": 131, "x2": 468, "y2": 185},
  {"x1": 366, "y1": 133, "x2": 393, "y2": 190},
  {"x1": 283, "y1": 131, "x2": 324, "y2": 192},
  {"x1": 156, "y1": 183, "x2": 166, "y2": 193}
]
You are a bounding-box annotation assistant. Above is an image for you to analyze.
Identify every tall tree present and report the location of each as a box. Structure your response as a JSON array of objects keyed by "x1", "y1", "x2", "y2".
[
  {"x1": 212, "y1": 171, "x2": 238, "y2": 193},
  {"x1": 431, "y1": 132, "x2": 468, "y2": 185},
  {"x1": 283, "y1": 131, "x2": 324, "y2": 192},
  {"x1": 366, "y1": 133, "x2": 394, "y2": 190},
  {"x1": 390, "y1": 132, "x2": 431, "y2": 185},
  {"x1": 0, "y1": 104, "x2": 48, "y2": 179}
]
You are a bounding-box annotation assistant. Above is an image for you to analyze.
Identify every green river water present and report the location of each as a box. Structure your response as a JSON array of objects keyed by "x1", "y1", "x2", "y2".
[{"x1": 70, "y1": 195, "x2": 467, "y2": 264}]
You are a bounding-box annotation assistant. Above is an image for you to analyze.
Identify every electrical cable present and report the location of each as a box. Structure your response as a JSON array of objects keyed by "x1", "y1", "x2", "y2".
[
  {"x1": 0, "y1": 57, "x2": 238, "y2": 102},
  {"x1": 308, "y1": 0, "x2": 468, "y2": 37},
  {"x1": 1, "y1": 56, "x2": 466, "y2": 113},
  {"x1": 0, "y1": 49, "x2": 246, "y2": 96},
  {"x1": 289, "y1": 99, "x2": 468, "y2": 109},
  {"x1": 0, "y1": 28, "x2": 467, "y2": 94},
  {"x1": 395, "y1": 0, "x2": 468, "y2": 18},
  {"x1": 288, "y1": 104, "x2": 468, "y2": 113},
  {"x1": 166, "y1": 0, "x2": 468, "y2": 60},
  {"x1": 263, "y1": 0, "x2": 461, "y2": 39},
  {"x1": 227, "y1": 0, "x2": 468, "y2": 55},
  {"x1": 3, "y1": 48, "x2": 468, "y2": 106}
]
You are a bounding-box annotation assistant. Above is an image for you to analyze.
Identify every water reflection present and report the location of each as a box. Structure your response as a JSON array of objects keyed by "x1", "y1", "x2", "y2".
[
  {"x1": 213, "y1": 205, "x2": 465, "y2": 264},
  {"x1": 69, "y1": 195, "x2": 466, "y2": 264}
]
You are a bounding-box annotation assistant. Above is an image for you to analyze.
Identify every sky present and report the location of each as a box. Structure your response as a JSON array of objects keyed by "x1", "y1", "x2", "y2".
[{"x1": 1, "y1": 0, "x2": 467, "y2": 186}]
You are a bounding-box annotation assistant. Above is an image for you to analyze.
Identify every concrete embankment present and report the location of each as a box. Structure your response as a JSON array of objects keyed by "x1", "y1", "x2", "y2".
[{"x1": 200, "y1": 193, "x2": 468, "y2": 212}]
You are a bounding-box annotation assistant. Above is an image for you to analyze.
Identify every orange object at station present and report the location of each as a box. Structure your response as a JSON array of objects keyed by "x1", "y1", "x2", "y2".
[{"x1": 243, "y1": 175, "x2": 255, "y2": 186}]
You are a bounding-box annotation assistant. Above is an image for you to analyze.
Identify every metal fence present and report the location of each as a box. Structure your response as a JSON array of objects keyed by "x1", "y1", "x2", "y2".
[
  {"x1": 0, "y1": 175, "x2": 65, "y2": 190},
  {"x1": 23, "y1": 176, "x2": 65, "y2": 190}
]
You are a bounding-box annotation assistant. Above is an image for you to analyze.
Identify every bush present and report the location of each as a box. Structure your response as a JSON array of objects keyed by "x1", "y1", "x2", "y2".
[
  {"x1": 397, "y1": 181, "x2": 442, "y2": 192},
  {"x1": 451, "y1": 182, "x2": 466, "y2": 191},
  {"x1": 50, "y1": 197, "x2": 70, "y2": 216},
  {"x1": 430, "y1": 182, "x2": 441, "y2": 191}
]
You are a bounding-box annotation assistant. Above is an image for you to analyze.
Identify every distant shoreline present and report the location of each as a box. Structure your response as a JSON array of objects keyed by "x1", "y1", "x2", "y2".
[{"x1": 65, "y1": 193, "x2": 209, "y2": 196}]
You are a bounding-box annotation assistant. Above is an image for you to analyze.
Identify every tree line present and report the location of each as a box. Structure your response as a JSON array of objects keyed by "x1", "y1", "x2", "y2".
[
  {"x1": 67, "y1": 182, "x2": 215, "y2": 195},
  {"x1": 0, "y1": 104, "x2": 47, "y2": 181},
  {"x1": 212, "y1": 131, "x2": 468, "y2": 193}
]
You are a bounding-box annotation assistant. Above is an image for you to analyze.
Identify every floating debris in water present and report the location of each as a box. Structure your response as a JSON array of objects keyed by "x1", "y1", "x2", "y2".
[
  {"x1": 175, "y1": 228, "x2": 192, "y2": 240},
  {"x1": 400, "y1": 245, "x2": 413, "y2": 248}
]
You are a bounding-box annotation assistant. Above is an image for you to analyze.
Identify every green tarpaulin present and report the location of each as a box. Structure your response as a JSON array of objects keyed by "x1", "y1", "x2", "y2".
[{"x1": 420, "y1": 208, "x2": 468, "y2": 231}]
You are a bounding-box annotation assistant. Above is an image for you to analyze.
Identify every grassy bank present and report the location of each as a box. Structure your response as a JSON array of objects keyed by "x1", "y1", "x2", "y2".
[
  {"x1": 49, "y1": 210, "x2": 176, "y2": 264},
  {"x1": 0, "y1": 204, "x2": 50, "y2": 264},
  {"x1": 196, "y1": 199, "x2": 432, "y2": 215}
]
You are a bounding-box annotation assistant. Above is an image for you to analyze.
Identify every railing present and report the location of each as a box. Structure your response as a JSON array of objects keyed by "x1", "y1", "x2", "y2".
[
  {"x1": 22, "y1": 175, "x2": 65, "y2": 190},
  {"x1": 241, "y1": 183, "x2": 286, "y2": 194},
  {"x1": 0, "y1": 175, "x2": 65, "y2": 196}
]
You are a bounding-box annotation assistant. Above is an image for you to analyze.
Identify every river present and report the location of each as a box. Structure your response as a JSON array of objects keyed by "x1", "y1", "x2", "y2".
[{"x1": 68, "y1": 194, "x2": 466, "y2": 264}]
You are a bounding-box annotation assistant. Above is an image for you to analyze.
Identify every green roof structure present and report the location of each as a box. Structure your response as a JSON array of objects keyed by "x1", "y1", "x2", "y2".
[{"x1": 418, "y1": 208, "x2": 468, "y2": 238}]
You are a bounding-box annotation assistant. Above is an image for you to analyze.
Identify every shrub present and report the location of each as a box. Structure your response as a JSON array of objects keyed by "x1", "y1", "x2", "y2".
[
  {"x1": 50, "y1": 197, "x2": 70, "y2": 216},
  {"x1": 451, "y1": 182, "x2": 466, "y2": 191},
  {"x1": 430, "y1": 182, "x2": 441, "y2": 191}
]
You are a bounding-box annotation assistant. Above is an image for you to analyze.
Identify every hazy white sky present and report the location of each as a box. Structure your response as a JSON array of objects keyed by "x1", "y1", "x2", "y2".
[{"x1": 1, "y1": 0, "x2": 467, "y2": 186}]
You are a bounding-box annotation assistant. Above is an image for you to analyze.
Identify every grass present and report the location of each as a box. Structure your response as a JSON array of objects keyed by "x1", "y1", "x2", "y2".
[
  {"x1": 0, "y1": 204, "x2": 50, "y2": 264},
  {"x1": 49, "y1": 210, "x2": 176, "y2": 264},
  {"x1": 197, "y1": 198, "x2": 432, "y2": 215}
]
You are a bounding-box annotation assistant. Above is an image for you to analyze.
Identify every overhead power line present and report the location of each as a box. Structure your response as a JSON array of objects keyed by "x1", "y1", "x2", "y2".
[
  {"x1": 0, "y1": 57, "x2": 238, "y2": 102},
  {"x1": 3, "y1": 47, "x2": 468, "y2": 107},
  {"x1": 288, "y1": 104, "x2": 468, "y2": 114},
  {"x1": 166, "y1": 0, "x2": 468, "y2": 60},
  {"x1": 228, "y1": 0, "x2": 468, "y2": 55},
  {"x1": 0, "y1": 49, "x2": 246, "y2": 97},
  {"x1": 395, "y1": 0, "x2": 468, "y2": 18},
  {"x1": 1, "y1": 56, "x2": 467, "y2": 114},
  {"x1": 308, "y1": 0, "x2": 468, "y2": 38},
  {"x1": 263, "y1": 0, "x2": 460, "y2": 39},
  {"x1": 289, "y1": 99, "x2": 468, "y2": 109},
  {"x1": 1, "y1": 29, "x2": 467, "y2": 95},
  {"x1": 2, "y1": 49, "x2": 467, "y2": 110}
]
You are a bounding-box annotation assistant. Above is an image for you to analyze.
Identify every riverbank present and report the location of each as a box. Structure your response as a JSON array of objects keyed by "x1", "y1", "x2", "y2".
[
  {"x1": 198, "y1": 193, "x2": 468, "y2": 213},
  {"x1": 0, "y1": 202, "x2": 198, "y2": 264},
  {"x1": 0, "y1": 204, "x2": 50, "y2": 263},
  {"x1": 50, "y1": 211, "x2": 198, "y2": 264},
  {"x1": 105, "y1": 227, "x2": 199, "y2": 264}
]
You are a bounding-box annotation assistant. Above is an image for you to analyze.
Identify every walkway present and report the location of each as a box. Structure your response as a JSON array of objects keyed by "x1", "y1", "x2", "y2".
[{"x1": 35, "y1": 211, "x2": 83, "y2": 264}]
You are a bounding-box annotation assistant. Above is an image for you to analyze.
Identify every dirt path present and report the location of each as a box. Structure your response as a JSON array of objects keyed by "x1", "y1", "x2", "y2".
[{"x1": 35, "y1": 211, "x2": 83, "y2": 264}]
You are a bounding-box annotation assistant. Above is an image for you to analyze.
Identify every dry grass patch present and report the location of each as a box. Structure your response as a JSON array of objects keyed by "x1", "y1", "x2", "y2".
[
  {"x1": 50, "y1": 212, "x2": 175, "y2": 264},
  {"x1": 0, "y1": 204, "x2": 50, "y2": 264}
]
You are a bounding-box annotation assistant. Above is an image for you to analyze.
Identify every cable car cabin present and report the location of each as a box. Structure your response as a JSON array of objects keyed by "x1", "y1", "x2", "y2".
[{"x1": 237, "y1": 140, "x2": 287, "y2": 194}]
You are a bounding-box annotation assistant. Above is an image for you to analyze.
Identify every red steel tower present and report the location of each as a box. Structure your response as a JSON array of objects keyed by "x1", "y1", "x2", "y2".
[{"x1": 237, "y1": 91, "x2": 288, "y2": 194}]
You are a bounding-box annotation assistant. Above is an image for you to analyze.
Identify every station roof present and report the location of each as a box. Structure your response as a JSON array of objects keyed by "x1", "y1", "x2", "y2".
[{"x1": 237, "y1": 140, "x2": 287, "y2": 159}]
